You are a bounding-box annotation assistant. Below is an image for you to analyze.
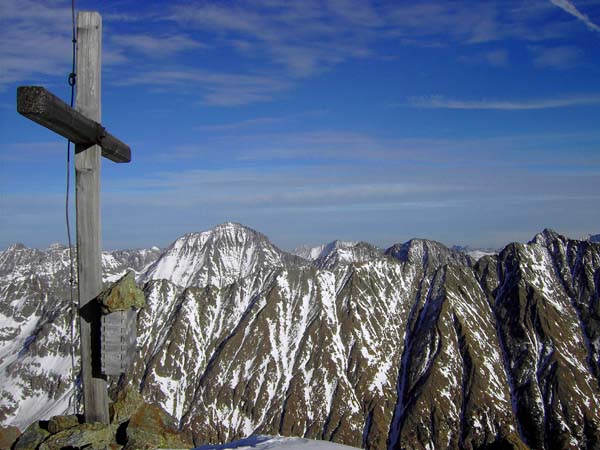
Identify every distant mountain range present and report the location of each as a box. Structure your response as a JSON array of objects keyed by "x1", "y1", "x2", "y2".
[{"x1": 0, "y1": 223, "x2": 599, "y2": 449}]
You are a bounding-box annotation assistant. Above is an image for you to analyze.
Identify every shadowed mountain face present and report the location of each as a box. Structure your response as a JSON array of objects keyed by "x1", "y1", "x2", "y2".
[{"x1": 1, "y1": 223, "x2": 599, "y2": 450}]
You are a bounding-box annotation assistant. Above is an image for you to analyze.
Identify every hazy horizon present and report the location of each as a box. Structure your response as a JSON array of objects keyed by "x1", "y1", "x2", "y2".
[{"x1": 1, "y1": 221, "x2": 596, "y2": 254}]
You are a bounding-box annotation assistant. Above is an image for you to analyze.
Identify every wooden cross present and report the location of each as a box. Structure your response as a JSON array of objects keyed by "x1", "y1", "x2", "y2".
[{"x1": 16, "y1": 12, "x2": 129, "y2": 424}]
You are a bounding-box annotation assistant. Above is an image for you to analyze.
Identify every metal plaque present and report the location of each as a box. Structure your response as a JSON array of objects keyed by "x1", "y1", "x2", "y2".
[{"x1": 100, "y1": 308, "x2": 137, "y2": 376}]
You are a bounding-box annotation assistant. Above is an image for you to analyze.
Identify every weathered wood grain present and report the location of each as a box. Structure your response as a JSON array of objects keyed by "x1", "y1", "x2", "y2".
[
  {"x1": 75, "y1": 11, "x2": 110, "y2": 424},
  {"x1": 17, "y1": 86, "x2": 130, "y2": 163}
]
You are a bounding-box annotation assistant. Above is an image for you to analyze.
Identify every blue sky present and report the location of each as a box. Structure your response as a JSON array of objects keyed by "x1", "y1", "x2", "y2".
[{"x1": 1, "y1": 0, "x2": 599, "y2": 251}]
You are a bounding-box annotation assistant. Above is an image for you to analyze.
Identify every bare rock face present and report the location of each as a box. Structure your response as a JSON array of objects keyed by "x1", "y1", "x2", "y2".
[
  {"x1": 124, "y1": 402, "x2": 193, "y2": 450},
  {"x1": 388, "y1": 264, "x2": 523, "y2": 449},
  {"x1": 0, "y1": 424, "x2": 20, "y2": 450},
  {"x1": 0, "y1": 243, "x2": 161, "y2": 429},
  {"x1": 484, "y1": 231, "x2": 600, "y2": 450},
  {"x1": 1, "y1": 223, "x2": 599, "y2": 450}
]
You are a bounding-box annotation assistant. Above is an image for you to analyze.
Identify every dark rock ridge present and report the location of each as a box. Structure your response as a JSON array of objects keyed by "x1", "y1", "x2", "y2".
[{"x1": 0, "y1": 222, "x2": 599, "y2": 450}]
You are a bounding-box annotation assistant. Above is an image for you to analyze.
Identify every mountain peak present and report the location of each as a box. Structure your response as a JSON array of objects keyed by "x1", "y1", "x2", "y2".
[
  {"x1": 385, "y1": 238, "x2": 472, "y2": 269},
  {"x1": 143, "y1": 223, "x2": 288, "y2": 288},
  {"x1": 6, "y1": 243, "x2": 27, "y2": 251},
  {"x1": 292, "y1": 240, "x2": 358, "y2": 262},
  {"x1": 185, "y1": 222, "x2": 267, "y2": 243},
  {"x1": 314, "y1": 240, "x2": 382, "y2": 269},
  {"x1": 212, "y1": 221, "x2": 252, "y2": 233},
  {"x1": 530, "y1": 228, "x2": 564, "y2": 246}
]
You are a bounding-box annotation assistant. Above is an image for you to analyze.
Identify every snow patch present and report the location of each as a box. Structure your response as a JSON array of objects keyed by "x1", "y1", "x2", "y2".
[{"x1": 194, "y1": 435, "x2": 361, "y2": 450}]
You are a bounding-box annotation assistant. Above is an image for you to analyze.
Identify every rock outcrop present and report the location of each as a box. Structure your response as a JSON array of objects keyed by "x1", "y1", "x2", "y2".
[{"x1": 11, "y1": 390, "x2": 191, "y2": 450}]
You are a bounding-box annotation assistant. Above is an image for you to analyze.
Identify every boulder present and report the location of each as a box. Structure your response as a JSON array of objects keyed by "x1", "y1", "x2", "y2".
[
  {"x1": 97, "y1": 271, "x2": 145, "y2": 314},
  {"x1": 110, "y1": 387, "x2": 144, "y2": 425},
  {"x1": 0, "y1": 424, "x2": 20, "y2": 450},
  {"x1": 124, "y1": 403, "x2": 192, "y2": 450},
  {"x1": 12, "y1": 422, "x2": 50, "y2": 450},
  {"x1": 9, "y1": 390, "x2": 190, "y2": 450},
  {"x1": 47, "y1": 414, "x2": 80, "y2": 434},
  {"x1": 37, "y1": 422, "x2": 113, "y2": 450}
]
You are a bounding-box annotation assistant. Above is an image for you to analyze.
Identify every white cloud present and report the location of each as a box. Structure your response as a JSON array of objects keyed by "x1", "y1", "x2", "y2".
[
  {"x1": 106, "y1": 164, "x2": 468, "y2": 210},
  {"x1": 459, "y1": 49, "x2": 510, "y2": 67},
  {"x1": 484, "y1": 49, "x2": 510, "y2": 67},
  {"x1": 195, "y1": 109, "x2": 327, "y2": 133},
  {"x1": 2, "y1": 0, "x2": 597, "y2": 103},
  {"x1": 111, "y1": 33, "x2": 206, "y2": 56},
  {"x1": 196, "y1": 117, "x2": 284, "y2": 132},
  {"x1": 531, "y1": 45, "x2": 583, "y2": 69},
  {"x1": 167, "y1": 1, "x2": 376, "y2": 78},
  {"x1": 410, "y1": 94, "x2": 600, "y2": 110},
  {"x1": 114, "y1": 69, "x2": 289, "y2": 106},
  {"x1": 549, "y1": 0, "x2": 600, "y2": 32},
  {"x1": 0, "y1": 0, "x2": 72, "y2": 90}
]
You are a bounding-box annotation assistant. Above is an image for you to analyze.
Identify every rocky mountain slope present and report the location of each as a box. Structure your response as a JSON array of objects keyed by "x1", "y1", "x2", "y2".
[
  {"x1": 0, "y1": 243, "x2": 161, "y2": 428},
  {"x1": 1, "y1": 223, "x2": 599, "y2": 450}
]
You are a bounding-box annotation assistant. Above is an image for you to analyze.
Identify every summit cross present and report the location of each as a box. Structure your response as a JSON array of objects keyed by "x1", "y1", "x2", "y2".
[{"x1": 16, "y1": 11, "x2": 130, "y2": 424}]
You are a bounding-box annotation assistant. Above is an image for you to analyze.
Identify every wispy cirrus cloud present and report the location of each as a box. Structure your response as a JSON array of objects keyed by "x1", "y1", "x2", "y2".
[
  {"x1": 0, "y1": 0, "x2": 72, "y2": 91},
  {"x1": 549, "y1": 0, "x2": 600, "y2": 32},
  {"x1": 382, "y1": 1, "x2": 575, "y2": 45},
  {"x1": 483, "y1": 49, "x2": 510, "y2": 67},
  {"x1": 111, "y1": 33, "x2": 206, "y2": 56},
  {"x1": 195, "y1": 109, "x2": 327, "y2": 133},
  {"x1": 459, "y1": 49, "x2": 510, "y2": 67},
  {"x1": 196, "y1": 117, "x2": 285, "y2": 133},
  {"x1": 114, "y1": 69, "x2": 289, "y2": 106},
  {"x1": 167, "y1": 1, "x2": 377, "y2": 78},
  {"x1": 2, "y1": 0, "x2": 596, "y2": 101},
  {"x1": 531, "y1": 45, "x2": 583, "y2": 69},
  {"x1": 409, "y1": 94, "x2": 600, "y2": 110}
]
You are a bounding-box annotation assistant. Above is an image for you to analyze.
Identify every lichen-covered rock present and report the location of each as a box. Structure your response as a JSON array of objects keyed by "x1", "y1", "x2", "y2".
[
  {"x1": 124, "y1": 403, "x2": 192, "y2": 450},
  {"x1": 13, "y1": 422, "x2": 50, "y2": 450},
  {"x1": 97, "y1": 271, "x2": 145, "y2": 314},
  {"x1": 37, "y1": 422, "x2": 113, "y2": 450},
  {"x1": 47, "y1": 414, "x2": 80, "y2": 434},
  {"x1": 109, "y1": 388, "x2": 144, "y2": 425},
  {"x1": 0, "y1": 424, "x2": 20, "y2": 450},
  {"x1": 9, "y1": 399, "x2": 187, "y2": 450}
]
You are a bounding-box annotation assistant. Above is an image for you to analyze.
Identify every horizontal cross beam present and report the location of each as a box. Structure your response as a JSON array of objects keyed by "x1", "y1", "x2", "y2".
[{"x1": 17, "y1": 86, "x2": 131, "y2": 163}]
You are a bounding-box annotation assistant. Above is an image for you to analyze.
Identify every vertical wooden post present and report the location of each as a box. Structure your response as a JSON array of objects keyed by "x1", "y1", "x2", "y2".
[{"x1": 75, "y1": 11, "x2": 109, "y2": 424}]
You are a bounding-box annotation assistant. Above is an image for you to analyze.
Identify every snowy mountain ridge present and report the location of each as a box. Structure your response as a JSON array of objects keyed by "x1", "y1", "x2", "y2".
[
  {"x1": 451, "y1": 244, "x2": 498, "y2": 261},
  {"x1": 1, "y1": 223, "x2": 599, "y2": 450},
  {"x1": 588, "y1": 233, "x2": 600, "y2": 243}
]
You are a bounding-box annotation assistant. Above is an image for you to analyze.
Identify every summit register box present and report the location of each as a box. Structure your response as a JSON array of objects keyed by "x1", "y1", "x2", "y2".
[{"x1": 100, "y1": 308, "x2": 137, "y2": 376}]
